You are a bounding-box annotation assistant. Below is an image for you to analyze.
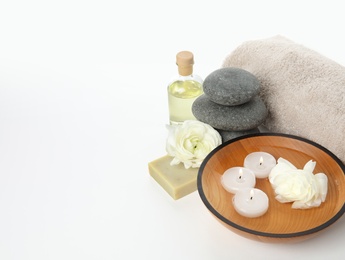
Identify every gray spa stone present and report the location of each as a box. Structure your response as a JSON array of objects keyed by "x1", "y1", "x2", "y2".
[
  {"x1": 203, "y1": 67, "x2": 260, "y2": 106},
  {"x1": 192, "y1": 94, "x2": 268, "y2": 131},
  {"x1": 218, "y1": 128, "x2": 260, "y2": 143}
]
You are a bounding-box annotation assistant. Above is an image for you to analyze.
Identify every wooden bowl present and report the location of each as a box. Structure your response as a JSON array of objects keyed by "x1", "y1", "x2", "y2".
[{"x1": 197, "y1": 133, "x2": 345, "y2": 243}]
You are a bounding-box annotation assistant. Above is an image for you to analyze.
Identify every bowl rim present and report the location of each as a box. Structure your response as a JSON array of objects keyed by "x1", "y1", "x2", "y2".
[{"x1": 197, "y1": 132, "x2": 345, "y2": 238}]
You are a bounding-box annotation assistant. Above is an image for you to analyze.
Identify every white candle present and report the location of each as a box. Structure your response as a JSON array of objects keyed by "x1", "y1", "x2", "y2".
[
  {"x1": 232, "y1": 188, "x2": 269, "y2": 218},
  {"x1": 244, "y1": 151, "x2": 277, "y2": 178},
  {"x1": 221, "y1": 167, "x2": 256, "y2": 194}
]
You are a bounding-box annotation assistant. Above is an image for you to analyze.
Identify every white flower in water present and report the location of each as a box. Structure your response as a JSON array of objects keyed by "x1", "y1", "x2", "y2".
[
  {"x1": 166, "y1": 120, "x2": 222, "y2": 169},
  {"x1": 269, "y1": 157, "x2": 328, "y2": 209}
]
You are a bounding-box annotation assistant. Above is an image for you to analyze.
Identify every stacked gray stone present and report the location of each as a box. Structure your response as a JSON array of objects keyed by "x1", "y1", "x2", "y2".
[{"x1": 192, "y1": 67, "x2": 268, "y2": 142}]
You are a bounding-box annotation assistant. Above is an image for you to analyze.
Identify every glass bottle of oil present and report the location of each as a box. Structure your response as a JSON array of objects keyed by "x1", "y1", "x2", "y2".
[{"x1": 168, "y1": 51, "x2": 203, "y2": 124}]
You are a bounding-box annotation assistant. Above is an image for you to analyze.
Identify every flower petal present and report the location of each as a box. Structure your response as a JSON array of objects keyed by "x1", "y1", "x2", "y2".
[
  {"x1": 303, "y1": 160, "x2": 316, "y2": 173},
  {"x1": 315, "y1": 173, "x2": 328, "y2": 202}
]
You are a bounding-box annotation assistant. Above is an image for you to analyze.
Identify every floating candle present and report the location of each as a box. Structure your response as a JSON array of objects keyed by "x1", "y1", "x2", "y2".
[
  {"x1": 244, "y1": 151, "x2": 277, "y2": 178},
  {"x1": 232, "y1": 188, "x2": 269, "y2": 218},
  {"x1": 221, "y1": 167, "x2": 256, "y2": 194}
]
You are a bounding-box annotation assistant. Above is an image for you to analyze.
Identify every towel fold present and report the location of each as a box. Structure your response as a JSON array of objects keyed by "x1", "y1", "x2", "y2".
[{"x1": 223, "y1": 35, "x2": 345, "y2": 164}]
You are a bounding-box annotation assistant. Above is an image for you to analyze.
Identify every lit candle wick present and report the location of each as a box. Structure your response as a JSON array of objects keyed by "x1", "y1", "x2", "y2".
[
  {"x1": 259, "y1": 156, "x2": 263, "y2": 166},
  {"x1": 250, "y1": 189, "x2": 254, "y2": 200},
  {"x1": 238, "y1": 168, "x2": 243, "y2": 180}
]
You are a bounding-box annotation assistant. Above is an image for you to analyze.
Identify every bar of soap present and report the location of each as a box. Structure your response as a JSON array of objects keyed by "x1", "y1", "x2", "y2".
[{"x1": 148, "y1": 155, "x2": 198, "y2": 200}]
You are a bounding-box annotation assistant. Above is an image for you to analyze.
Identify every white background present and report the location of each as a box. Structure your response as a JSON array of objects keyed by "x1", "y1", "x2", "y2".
[{"x1": 1, "y1": 1, "x2": 345, "y2": 259}]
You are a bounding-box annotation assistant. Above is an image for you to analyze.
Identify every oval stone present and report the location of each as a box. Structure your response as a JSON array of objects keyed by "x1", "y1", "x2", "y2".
[
  {"x1": 218, "y1": 128, "x2": 260, "y2": 143},
  {"x1": 192, "y1": 94, "x2": 268, "y2": 131},
  {"x1": 203, "y1": 67, "x2": 260, "y2": 106}
]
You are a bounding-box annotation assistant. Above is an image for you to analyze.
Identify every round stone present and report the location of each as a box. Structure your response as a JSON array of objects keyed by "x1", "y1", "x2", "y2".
[
  {"x1": 217, "y1": 128, "x2": 260, "y2": 143},
  {"x1": 203, "y1": 67, "x2": 260, "y2": 106},
  {"x1": 192, "y1": 94, "x2": 268, "y2": 131}
]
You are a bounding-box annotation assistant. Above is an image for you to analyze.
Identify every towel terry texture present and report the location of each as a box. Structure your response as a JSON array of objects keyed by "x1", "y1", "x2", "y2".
[{"x1": 223, "y1": 35, "x2": 345, "y2": 164}]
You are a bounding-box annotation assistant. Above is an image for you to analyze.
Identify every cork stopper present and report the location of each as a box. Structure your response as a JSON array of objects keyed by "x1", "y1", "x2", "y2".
[{"x1": 176, "y1": 51, "x2": 194, "y2": 76}]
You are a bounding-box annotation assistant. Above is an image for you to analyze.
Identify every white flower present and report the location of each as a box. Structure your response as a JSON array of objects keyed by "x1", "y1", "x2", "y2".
[
  {"x1": 166, "y1": 120, "x2": 222, "y2": 169},
  {"x1": 269, "y1": 157, "x2": 328, "y2": 209}
]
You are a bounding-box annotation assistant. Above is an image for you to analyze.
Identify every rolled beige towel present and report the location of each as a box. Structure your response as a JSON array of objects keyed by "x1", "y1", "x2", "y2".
[{"x1": 223, "y1": 35, "x2": 345, "y2": 164}]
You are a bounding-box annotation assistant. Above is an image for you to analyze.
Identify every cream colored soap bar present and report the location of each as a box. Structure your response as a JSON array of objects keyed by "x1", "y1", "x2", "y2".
[{"x1": 148, "y1": 155, "x2": 198, "y2": 200}]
